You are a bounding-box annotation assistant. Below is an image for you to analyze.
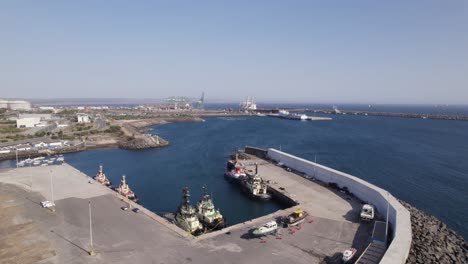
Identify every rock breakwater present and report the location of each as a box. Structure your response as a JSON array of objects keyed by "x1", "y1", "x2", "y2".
[
  {"x1": 118, "y1": 136, "x2": 169, "y2": 150},
  {"x1": 400, "y1": 200, "x2": 467, "y2": 264}
]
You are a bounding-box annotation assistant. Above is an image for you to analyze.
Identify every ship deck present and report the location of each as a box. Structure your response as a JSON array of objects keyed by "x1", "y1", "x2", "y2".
[{"x1": 0, "y1": 161, "x2": 372, "y2": 264}]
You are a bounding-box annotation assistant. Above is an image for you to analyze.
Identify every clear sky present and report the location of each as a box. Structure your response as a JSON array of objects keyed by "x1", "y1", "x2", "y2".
[{"x1": 1, "y1": 1, "x2": 467, "y2": 104}]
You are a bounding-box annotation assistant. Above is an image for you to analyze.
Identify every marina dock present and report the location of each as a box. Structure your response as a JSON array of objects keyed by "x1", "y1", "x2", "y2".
[{"x1": 0, "y1": 151, "x2": 408, "y2": 263}]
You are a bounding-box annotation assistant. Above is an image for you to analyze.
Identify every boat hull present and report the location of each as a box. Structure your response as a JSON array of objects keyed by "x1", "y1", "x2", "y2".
[
  {"x1": 287, "y1": 217, "x2": 305, "y2": 226},
  {"x1": 175, "y1": 216, "x2": 203, "y2": 235},
  {"x1": 252, "y1": 228, "x2": 277, "y2": 236},
  {"x1": 202, "y1": 218, "x2": 225, "y2": 230}
]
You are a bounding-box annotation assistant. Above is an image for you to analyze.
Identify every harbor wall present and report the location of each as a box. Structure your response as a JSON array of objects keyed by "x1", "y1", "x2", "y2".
[{"x1": 266, "y1": 149, "x2": 412, "y2": 264}]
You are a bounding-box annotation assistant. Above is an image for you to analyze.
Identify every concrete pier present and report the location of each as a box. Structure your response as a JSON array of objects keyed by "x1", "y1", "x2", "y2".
[{"x1": 0, "y1": 158, "x2": 378, "y2": 263}]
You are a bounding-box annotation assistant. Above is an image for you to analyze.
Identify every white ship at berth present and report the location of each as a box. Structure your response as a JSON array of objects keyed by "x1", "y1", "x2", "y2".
[
  {"x1": 278, "y1": 110, "x2": 308, "y2": 120},
  {"x1": 240, "y1": 96, "x2": 257, "y2": 111}
]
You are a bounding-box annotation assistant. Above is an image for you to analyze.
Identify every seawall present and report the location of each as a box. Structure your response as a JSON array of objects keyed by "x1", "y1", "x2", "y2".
[{"x1": 266, "y1": 148, "x2": 412, "y2": 264}]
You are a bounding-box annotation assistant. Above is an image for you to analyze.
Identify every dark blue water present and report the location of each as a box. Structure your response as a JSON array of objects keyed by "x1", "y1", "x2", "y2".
[{"x1": 1, "y1": 111, "x2": 467, "y2": 239}]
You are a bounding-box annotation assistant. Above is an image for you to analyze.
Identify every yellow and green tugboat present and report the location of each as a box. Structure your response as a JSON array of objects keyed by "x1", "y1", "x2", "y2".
[
  {"x1": 196, "y1": 186, "x2": 225, "y2": 230},
  {"x1": 175, "y1": 187, "x2": 203, "y2": 235}
]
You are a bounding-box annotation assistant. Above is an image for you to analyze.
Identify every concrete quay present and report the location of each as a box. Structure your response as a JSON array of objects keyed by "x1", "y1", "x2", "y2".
[
  {"x1": 265, "y1": 148, "x2": 412, "y2": 264},
  {"x1": 0, "y1": 161, "x2": 375, "y2": 263}
]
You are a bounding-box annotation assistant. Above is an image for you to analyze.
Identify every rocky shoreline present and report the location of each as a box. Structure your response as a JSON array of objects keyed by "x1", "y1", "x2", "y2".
[{"x1": 400, "y1": 200, "x2": 467, "y2": 264}]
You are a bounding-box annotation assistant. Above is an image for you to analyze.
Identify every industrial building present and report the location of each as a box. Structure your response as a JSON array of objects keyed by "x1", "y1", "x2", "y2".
[
  {"x1": 18, "y1": 113, "x2": 52, "y2": 120},
  {"x1": 16, "y1": 117, "x2": 41, "y2": 128},
  {"x1": 77, "y1": 114, "x2": 91, "y2": 123},
  {"x1": 0, "y1": 99, "x2": 32, "y2": 110}
]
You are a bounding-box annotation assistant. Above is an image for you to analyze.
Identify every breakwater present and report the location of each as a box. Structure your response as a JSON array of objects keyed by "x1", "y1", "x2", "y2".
[
  {"x1": 267, "y1": 148, "x2": 412, "y2": 264},
  {"x1": 400, "y1": 200, "x2": 467, "y2": 264},
  {"x1": 255, "y1": 108, "x2": 468, "y2": 121}
]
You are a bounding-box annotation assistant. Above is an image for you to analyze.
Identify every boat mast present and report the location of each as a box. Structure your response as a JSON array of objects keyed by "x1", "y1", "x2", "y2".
[{"x1": 182, "y1": 187, "x2": 191, "y2": 210}]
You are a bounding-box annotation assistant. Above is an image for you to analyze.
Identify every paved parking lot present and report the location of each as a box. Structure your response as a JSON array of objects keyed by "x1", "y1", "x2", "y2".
[{"x1": 0, "y1": 163, "x2": 371, "y2": 264}]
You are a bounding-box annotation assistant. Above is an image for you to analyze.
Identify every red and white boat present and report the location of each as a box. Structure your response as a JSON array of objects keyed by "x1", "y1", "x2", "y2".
[
  {"x1": 94, "y1": 164, "x2": 112, "y2": 187},
  {"x1": 115, "y1": 175, "x2": 138, "y2": 202},
  {"x1": 225, "y1": 163, "x2": 247, "y2": 180},
  {"x1": 342, "y1": 248, "x2": 357, "y2": 262}
]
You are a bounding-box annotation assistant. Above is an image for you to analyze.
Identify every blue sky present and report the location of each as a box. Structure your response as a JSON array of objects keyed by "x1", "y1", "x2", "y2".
[{"x1": 1, "y1": 1, "x2": 467, "y2": 103}]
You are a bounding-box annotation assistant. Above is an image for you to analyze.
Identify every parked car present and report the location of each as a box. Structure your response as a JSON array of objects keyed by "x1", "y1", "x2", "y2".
[
  {"x1": 132, "y1": 208, "x2": 140, "y2": 213},
  {"x1": 121, "y1": 206, "x2": 129, "y2": 211},
  {"x1": 40, "y1": 201, "x2": 55, "y2": 208}
]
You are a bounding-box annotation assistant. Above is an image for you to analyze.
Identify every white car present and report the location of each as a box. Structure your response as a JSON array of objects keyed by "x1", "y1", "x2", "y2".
[
  {"x1": 360, "y1": 204, "x2": 375, "y2": 221},
  {"x1": 41, "y1": 201, "x2": 55, "y2": 208}
]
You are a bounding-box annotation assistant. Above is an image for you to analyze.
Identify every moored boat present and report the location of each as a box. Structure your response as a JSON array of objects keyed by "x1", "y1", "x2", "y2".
[
  {"x1": 241, "y1": 173, "x2": 271, "y2": 200},
  {"x1": 285, "y1": 209, "x2": 308, "y2": 226},
  {"x1": 240, "y1": 163, "x2": 271, "y2": 200},
  {"x1": 175, "y1": 187, "x2": 204, "y2": 235},
  {"x1": 225, "y1": 154, "x2": 246, "y2": 181},
  {"x1": 196, "y1": 186, "x2": 225, "y2": 230},
  {"x1": 115, "y1": 175, "x2": 138, "y2": 203},
  {"x1": 94, "y1": 164, "x2": 112, "y2": 187}
]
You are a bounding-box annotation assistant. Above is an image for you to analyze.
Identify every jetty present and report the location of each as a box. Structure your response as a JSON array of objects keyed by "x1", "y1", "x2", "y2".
[
  {"x1": 0, "y1": 147, "x2": 414, "y2": 263},
  {"x1": 255, "y1": 108, "x2": 468, "y2": 121}
]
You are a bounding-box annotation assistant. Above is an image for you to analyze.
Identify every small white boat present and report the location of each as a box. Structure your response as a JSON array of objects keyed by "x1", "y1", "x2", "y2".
[
  {"x1": 342, "y1": 248, "x2": 357, "y2": 262},
  {"x1": 252, "y1": 221, "x2": 278, "y2": 236}
]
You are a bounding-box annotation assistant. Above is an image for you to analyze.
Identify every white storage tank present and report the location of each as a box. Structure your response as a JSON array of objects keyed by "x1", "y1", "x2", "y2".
[
  {"x1": 0, "y1": 100, "x2": 8, "y2": 109},
  {"x1": 8, "y1": 100, "x2": 32, "y2": 110}
]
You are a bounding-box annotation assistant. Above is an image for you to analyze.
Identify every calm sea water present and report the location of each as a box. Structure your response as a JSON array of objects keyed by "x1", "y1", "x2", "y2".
[{"x1": 1, "y1": 107, "x2": 467, "y2": 239}]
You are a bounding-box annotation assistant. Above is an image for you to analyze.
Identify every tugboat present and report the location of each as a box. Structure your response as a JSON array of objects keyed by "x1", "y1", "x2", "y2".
[
  {"x1": 196, "y1": 186, "x2": 225, "y2": 230},
  {"x1": 241, "y1": 164, "x2": 271, "y2": 200},
  {"x1": 94, "y1": 164, "x2": 112, "y2": 187},
  {"x1": 115, "y1": 175, "x2": 138, "y2": 203},
  {"x1": 225, "y1": 153, "x2": 246, "y2": 181},
  {"x1": 284, "y1": 209, "x2": 308, "y2": 226},
  {"x1": 175, "y1": 187, "x2": 203, "y2": 235}
]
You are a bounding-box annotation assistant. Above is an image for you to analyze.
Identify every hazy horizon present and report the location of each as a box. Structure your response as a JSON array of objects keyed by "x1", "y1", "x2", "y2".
[{"x1": 1, "y1": 1, "x2": 467, "y2": 104}]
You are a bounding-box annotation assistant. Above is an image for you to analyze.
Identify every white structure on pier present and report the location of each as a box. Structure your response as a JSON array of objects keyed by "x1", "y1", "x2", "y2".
[{"x1": 240, "y1": 96, "x2": 257, "y2": 111}]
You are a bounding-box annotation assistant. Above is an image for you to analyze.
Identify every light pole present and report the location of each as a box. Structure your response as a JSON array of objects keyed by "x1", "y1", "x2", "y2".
[
  {"x1": 88, "y1": 201, "x2": 96, "y2": 256},
  {"x1": 50, "y1": 170, "x2": 55, "y2": 212},
  {"x1": 29, "y1": 161, "x2": 32, "y2": 192}
]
